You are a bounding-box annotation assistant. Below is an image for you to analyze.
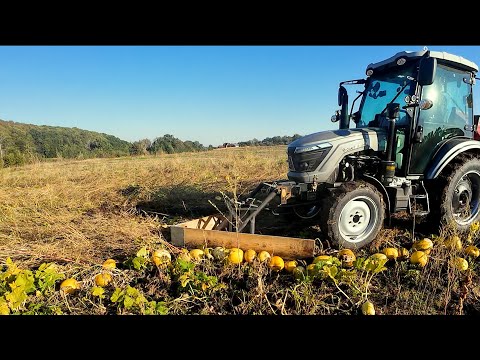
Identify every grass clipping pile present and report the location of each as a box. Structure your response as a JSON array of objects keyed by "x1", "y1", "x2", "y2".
[{"x1": 1, "y1": 223, "x2": 480, "y2": 315}]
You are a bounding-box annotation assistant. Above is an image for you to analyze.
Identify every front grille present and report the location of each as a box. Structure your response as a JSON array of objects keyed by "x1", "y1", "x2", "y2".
[{"x1": 287, "y1": 147, "x2": 330, "y2": 172}]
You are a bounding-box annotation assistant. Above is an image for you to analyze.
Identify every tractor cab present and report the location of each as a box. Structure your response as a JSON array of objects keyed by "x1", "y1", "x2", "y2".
[{"x1": 336, "y1": 50, "x2": 478, "y2": 178}]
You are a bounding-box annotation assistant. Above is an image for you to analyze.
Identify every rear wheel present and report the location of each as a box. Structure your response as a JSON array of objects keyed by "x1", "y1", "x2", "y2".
[
  {"x1": 432, "y1": 157, "x2": 480, "y2": 232},
  {"x1": 320, "y1": 181, "x2": 385, "y2": 249}
]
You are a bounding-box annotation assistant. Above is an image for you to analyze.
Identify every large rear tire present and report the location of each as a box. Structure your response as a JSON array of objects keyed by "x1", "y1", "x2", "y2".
[
  {"x1": 320, "y1": 181, "x2": 385, "y2": 249},
  {"x1": 430, "y1": 156, "x2": 480, "y2": 232}
]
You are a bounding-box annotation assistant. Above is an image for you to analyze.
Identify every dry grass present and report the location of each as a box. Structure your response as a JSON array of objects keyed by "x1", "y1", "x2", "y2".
[
  {"x1": 1, "y1": 146, "x2": 479, "y2": 315},
  {"x1": 0, "y1": 147, "x2": 287, "y2": 266}
]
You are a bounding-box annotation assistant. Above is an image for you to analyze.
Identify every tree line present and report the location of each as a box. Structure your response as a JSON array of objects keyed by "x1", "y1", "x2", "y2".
[{"x1": 0, "y1": 119, "x2": 302, "y2": 167}]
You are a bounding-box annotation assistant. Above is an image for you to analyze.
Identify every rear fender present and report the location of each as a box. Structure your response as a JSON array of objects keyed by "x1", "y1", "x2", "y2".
[{"x1": 424, "y1": 138, "x2": 480, "y2": 179}]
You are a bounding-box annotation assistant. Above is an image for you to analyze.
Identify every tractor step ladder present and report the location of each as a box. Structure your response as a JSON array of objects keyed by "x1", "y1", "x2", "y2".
[{"x1": 408, "y1": 181, "x2": 430, "y2": 217}]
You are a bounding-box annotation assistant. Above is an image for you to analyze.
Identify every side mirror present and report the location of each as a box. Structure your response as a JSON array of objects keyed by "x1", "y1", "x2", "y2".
[
  {"x1": 338, "y1": 85, "x2": 347, "y2": 106},
  {"x1": 418, "y1": 57, "x2": 437, "y2": 86}
]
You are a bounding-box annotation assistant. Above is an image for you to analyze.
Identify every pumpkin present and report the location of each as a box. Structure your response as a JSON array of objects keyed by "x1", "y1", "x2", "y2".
[{"x1": 410, "y1": 251, "x2": 428, "y2": 268}]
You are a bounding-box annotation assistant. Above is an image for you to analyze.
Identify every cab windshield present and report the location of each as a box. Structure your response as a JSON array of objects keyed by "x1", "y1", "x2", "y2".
[{"x1": 356, "y1": 63, "x2": 417, "y2": 128}]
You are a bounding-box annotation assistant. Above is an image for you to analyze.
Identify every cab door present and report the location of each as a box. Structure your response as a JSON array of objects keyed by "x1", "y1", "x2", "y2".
[{"x1": 408, "y1": 65, "x2": 474, "y2": 175}]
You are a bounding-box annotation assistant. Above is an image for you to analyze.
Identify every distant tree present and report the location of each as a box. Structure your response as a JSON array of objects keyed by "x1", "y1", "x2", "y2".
[
  {"x1": 237, "y1": 134, "x2": 303, "y2": 147},
  {"x1": 0, "y1": 119, "x2": 131, "y2": 167},
  {"x1": 130, "y1": 138, "x2": 152, "y2": 155}
]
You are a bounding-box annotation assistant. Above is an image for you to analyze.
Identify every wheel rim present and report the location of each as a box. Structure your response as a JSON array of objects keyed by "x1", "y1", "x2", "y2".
[
  {"x1": 338, "y1": 196, "x2": 379, "y2": 243},
  {"x1": 451, "y1": 170, "x2": 480, "y2": 226}
]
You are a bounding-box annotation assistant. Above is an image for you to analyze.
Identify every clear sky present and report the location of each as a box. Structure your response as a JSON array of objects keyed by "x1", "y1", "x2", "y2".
[{"x1": 0, "y1": 45, "x2": 479, "y2": 147}]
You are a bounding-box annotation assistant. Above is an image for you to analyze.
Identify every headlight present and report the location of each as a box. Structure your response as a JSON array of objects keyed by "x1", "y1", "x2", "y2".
[
  {"x1": 288, "y1": 143, "x2": 332, "y2": 172},
  {"x1": 294, "y1": 142, "x2": 332, "y2": 154}
]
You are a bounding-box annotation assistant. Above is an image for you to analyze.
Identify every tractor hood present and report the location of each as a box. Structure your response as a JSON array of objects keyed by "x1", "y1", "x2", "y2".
[{"x1": 287, "y1": 127, "x2": 387, "y2": 184}]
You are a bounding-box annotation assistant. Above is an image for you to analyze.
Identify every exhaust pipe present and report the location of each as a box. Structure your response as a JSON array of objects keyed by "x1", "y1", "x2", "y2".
[
  {"x1": 339, "y1": 85, "x2": 349, "y2": 129},
  {"x1": 381, "y1": 103, "x2": 400, "y2": 185}
]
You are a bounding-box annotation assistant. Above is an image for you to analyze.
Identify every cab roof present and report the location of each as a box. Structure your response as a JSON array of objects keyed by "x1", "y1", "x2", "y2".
[{"x1": 366, "y1": 50, "x2": 478, "y2": 74}]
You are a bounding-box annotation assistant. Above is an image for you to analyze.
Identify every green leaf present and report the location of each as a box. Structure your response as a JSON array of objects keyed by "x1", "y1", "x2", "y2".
[
  {"x1": 91, "y1": 286, "x2": 105, "y2": 298},
  {"x1": 323, "y1": 265, "x2": 338, "y2": 280},
  {"x1": 123, "y1": 295, "x2": 134, "y2": 309},
  {"x1": 1, "y1": 257, "x2": 20, "y2": 280},
  {"x1": 179, "y1": 274, "x2": 191, "y2": 288},
  {"x1": 135, "y1": 294, "x2": 145, "y2": 306},
  {"x1": 110, "y1": 288, "x2": 124, "y2": 303},
  {"x1": 175, "y1": 258, "x2": 194, "y2": 272},
  {"x1": 353, "y1": 257, "x2": 366, "y2": 270},
  {"x1": 156, "y1": 301, "x2": 169, "y2": 315},
  {"x1": 372, "y1": 259, "x2": 388, "y2": 274},
  {"x1": 126, "y1": 286, "x2": 138, "y2": 297},
  {"x1": 0, "y1": 297, "x2": 10, "y2": 315},
  {"x1": 136, "y1": 246, "x2": 149, "y2": 258},
  {"x1": 6, "y1": 287, "x2": 28, "y2": 310},
  {"x1": 331, "y1": 257, "x2": 342, "y2": 267},
  {"x1": 132, "y1": 257, "x2": 147, "y2": 270},
  {"x1": 14, "y1": 271, "x2": 36, "y2": 294},
  {"x1": 364, "y1": 259, "x2": 377, "y2": 272}
]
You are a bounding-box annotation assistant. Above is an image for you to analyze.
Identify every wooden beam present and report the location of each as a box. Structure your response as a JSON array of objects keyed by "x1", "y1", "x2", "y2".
[{"x1": 170, "y1": 215, "x2": 315, "y2": 259}]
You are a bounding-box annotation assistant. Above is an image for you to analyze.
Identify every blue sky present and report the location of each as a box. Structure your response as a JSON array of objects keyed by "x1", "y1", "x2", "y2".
[{"x1": 0, "y1": 45, "x2": 478, "y2": 146}]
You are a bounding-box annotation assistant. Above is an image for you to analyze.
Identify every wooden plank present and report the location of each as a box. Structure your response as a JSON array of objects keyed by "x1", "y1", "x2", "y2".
[{"x1": 170, "y1": 224, "x2": 315, "y2": 260}]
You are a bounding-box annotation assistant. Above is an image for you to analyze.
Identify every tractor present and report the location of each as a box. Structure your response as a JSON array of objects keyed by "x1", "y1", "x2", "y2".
[{"x1": 226, "y1": 49, "x2": 480, "y2": 250}]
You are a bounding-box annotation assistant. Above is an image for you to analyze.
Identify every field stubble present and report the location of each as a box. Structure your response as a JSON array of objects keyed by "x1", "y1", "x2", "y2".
[{"x1": 1, "y1": 146, "x2": 479, "y2": 315}]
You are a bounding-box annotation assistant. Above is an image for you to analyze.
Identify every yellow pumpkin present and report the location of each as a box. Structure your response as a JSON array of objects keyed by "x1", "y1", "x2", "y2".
[
  {"x1": 382, "y1": 248, "x2": 399, "y2": 260},
  {"x1": 444, "y1": 235, "x2": 462, "y2": 251},
  {"x1": 412, "y1": 238, "x2": 433, "y2": 254},
  {"x1": 337, "y1": 249, "x2": 356, "y2": 267},
  {"x1": 244, "y1": 249, "x2": 257, "y2": 263},
  {"x1": 452, "y1": 257, "x2": 468, "y2": 271},
  {"x1": 284, "y1": 260, "x2": 297, "y2": 273},
  {"x1": 178, "y1": 248, "x2": 192, "y2": 262},
  {"x1": 228, "y1": 248, "x2": 244, "y2": 264},
  {"x1": 151, "y1": 249, "x2": 171, "y2": 266},
  {"x1": 189, "y1": 249, "x2": 205, "y2": 261},
  {"x1": 102, "y1": 259, "x2": 116, "y2": 270},
  {"x1": 410, "y1": 251, "x2": 428, "y2": 268},
  {"x1": 465, "y1": 245, "x2": 480, "y2": 259},
  {"x1": 369, "y1": 253, "x2": 388, "y2": 262},
  {"x1": 362, "y1": 301, "x2": 375, "y2": 315},
  {"x1": 94, "y1": 273, "x2": 112, "y2": 287},
  {"x1": 60, "y1": 278, "x2": 81, "y2": 294},
  {"x1": 268, "y1": 256, "x2": 285, "y2": 272},
  {"x1": 257, "y1": 250, "x2": 271, "y2": 262},
  {"x1": 313, "y1": 255, "x2": 333, "y2": 264},
  {"x1": 397, "y1": 247, "x2": 410, "y2": 261}
]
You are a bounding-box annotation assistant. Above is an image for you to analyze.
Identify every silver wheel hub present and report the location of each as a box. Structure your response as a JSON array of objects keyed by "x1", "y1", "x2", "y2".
[
  {"x1": 452, "y1": 170, "x2": 480, "y2": 226},
  {"x1": 339, "y1": 196, "x2": 378, "y2": 243}
]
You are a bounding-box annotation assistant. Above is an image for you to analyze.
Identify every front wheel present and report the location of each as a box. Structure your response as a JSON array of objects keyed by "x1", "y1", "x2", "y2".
[{"x1": 320, "y1": 182, "x2": 385, "y2": 249}]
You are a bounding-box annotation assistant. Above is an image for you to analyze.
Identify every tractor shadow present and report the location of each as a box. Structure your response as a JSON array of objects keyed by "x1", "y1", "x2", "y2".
[
  {"x1": 131, "y1": 184, "x2": 228, "y2": 220},
  {"x1": 123, "y1": 183, "x2": 322, "y2": 239}
]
